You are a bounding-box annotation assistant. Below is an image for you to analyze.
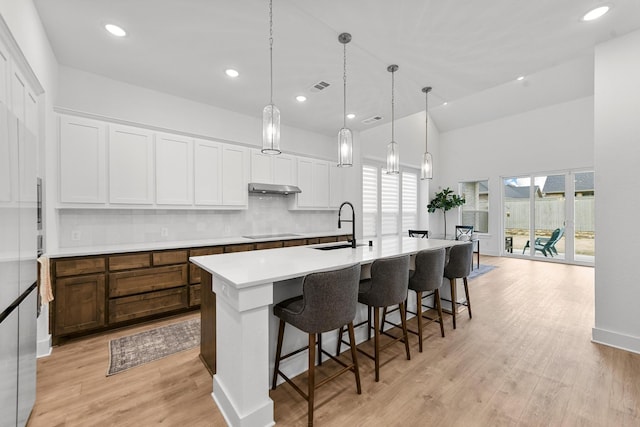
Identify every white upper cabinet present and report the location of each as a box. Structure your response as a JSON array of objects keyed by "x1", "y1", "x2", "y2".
[
  {"x1": 194, "y1": 139, "x2": 222, "y2": 206},
  {"x1": 250, "y1": 149, "x2": 295, "y2": 185},
  {"x1": 296, "y1": 157, "x2": 314, "y2": 208},
  {"x1": 273, "y1": 155, "x2": 295, "y2": 185},
  {"x1": 222, "y1": 144, "x2": 248, "y2": 206},
  {"x1": 59, "y1": 116, "x2": 107, "y2": 204},
  {"x1": 329, "y1": 164, "x2": 344, "y2": 208},
  {"x1": 250, "y1": 149, "x2": 272, "y2": 183},
  {"x1": 294, "y1": 157, "x2": 334, "y2": 209},
  {"x1": 108, "y1": 124, "x2": 154, "y2": 205},
  {"x1": 155, "y1": 132, "x2": 193, "y2": 205}
]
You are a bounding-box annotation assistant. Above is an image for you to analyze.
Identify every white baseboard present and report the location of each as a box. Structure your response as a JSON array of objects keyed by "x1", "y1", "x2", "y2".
[
  {"x1": 37, "y1": 334, "x2": 52, "y2": 358},
  {"x1": 592, "y1": 327, "x2": 640, "y2": 355}
]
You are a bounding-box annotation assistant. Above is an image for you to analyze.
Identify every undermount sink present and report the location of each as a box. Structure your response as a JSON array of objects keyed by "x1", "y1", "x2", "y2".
[{"x1": 313, "y1": 243, "x2": 365, "y2": 251}]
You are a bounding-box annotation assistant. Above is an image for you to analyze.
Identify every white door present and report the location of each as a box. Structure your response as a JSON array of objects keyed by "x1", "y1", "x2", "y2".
[
  {"x1": 109, "y1": 125, "x2": 154, "y2": 204},
  {"x1": 59, "y1": 116, "x2": 107, "y2": 204},
  {"x1": 221, "y1": 145, "x2": 248, "y2": 206},
  {"x1": 312, "y1": 161, "x2": 329, "y2": 207},
  {"x1": 296, "y1": 158, "x2": 314, "y2": 207},
  {"x1": 155, "y1": 133, "x2": 193, "y2": 205},
  {"x1": 194, "y1": 140, "x2": 222, "y2": 206}
]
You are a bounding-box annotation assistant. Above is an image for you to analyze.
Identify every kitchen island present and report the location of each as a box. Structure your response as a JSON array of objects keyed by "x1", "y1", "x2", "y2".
[{"x1": 190, "y1": 236, "x2": 464, "y2": 427}]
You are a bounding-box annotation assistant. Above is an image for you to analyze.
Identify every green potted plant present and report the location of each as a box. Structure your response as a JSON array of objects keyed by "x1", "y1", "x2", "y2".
[{"x1": 427, "y1": 187, "x2": 466, "y2": 239}]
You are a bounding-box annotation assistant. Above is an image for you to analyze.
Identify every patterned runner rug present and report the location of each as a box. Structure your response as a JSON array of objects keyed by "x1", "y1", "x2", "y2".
[{"x1": 107, "y1": 318, "x2": 200, "y2": 376}]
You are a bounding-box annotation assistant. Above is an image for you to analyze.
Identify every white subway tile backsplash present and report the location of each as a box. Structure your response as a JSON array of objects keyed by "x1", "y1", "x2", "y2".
[{"x1": 58, "y1": 195, "x2": 337, "y2": 247}]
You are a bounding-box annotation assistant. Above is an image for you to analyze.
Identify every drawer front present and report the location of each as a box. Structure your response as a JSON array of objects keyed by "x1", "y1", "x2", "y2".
[
  {"x1": 255, "y1": 241, "x2": 283, "y2": 250},
  {"x1": 306, "y1": 238, "x2": 320, "y2": 245},
  {"x1": 55, "y1": 257, "x2": 106, "y2": 277},
  {"x1": 108, "y1": 253, "x2": 151, "y2": 271},
  {"x1": 282, "y1": 239, "x2": 307, "y2": 247},
  {"x1": 109, "y1": 265, "x2": 188, "y2": 297},
  {"x1": 153, "y1": 250, "x2": 188, "y2": 266},
  {"x1": 109, "y1": 288, "x2": 188, "y2": 323},
  {"x1": 189, "y1": 284, "x2": 201, "y2": 307},
  {"x1": 318, "y1": 236, "x2": 338, "y2": 244},
  {"x1": 189, "y1": 247, "x2": 223, "y2": 284},
  {"x1": 224, "y1": 243, "x2": 254, "y2": 253}
]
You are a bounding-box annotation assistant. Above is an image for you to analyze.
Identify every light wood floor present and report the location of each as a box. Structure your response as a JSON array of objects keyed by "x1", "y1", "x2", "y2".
[{"x1": 28, "y1": 257, "x2": 640, "y2": 426}]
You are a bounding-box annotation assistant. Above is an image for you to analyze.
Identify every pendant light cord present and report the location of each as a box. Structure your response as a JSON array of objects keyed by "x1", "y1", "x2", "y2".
[
  {"x1": 391, "y1": 69, "x2": 395, "y2": 142},
  {"x1": 269, "y1": 0, "x2": 273, "y2": 105},
  {"x1": 343, "y1": 42, "x2": 347, "y2": 129},
  {"x1": 425, "y1": 89, "x2": 428, "y2": 152}
]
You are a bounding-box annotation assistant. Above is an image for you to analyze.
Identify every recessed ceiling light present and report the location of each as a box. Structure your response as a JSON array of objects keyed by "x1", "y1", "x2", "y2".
[
  {"x1": 296, "y1": 95, "x2": 307, "y2": 102},
  {"x1": 582, "y1": 5, "x2": 610, "y2": 21},
  {"x1": 346, "y1": 113, "x2": 355, "y2": 120},
  {"x1": 516, "y1": 76, "x2": 525, "y2": 81},
  {"x1": 225, "y1": 69, "x2": 239, "y2": 78},
  {"x1": 105, "y1": 24, "x2": 126, "y2": 37},
  {"x1": 443, "y1": 102, "x2": 448, "y2": 106}
]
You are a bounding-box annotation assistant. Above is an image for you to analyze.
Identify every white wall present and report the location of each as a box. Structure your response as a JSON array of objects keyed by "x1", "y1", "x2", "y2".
[
  {"x1": 592, "y1": 29, "x2": 640, "y2": 354},
  {"x1": 436, "y1": 96, "x2": 594, "y2": 255},
  {"x1": 359, "y1": 111, "x2": 440, "y2": 232}
]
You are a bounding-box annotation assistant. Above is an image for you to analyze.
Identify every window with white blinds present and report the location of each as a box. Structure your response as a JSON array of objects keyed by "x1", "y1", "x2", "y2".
[
  {"x1": 402, "y1": 172, "x2": 418, "y2": 233},
  {"x1": 362, "y1": 165, "x2": 378, "y2": 237},
  {"x1": 381, "y1": 169, "x2": 399, "y2": 235},
  {"x1": 363, "y1": 165, "x2": 419, "y2": 237}
]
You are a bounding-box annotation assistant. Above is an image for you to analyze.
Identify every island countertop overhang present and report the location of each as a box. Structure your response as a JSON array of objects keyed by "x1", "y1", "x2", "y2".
[{"x1": 190, "y1": 237, "x2": 465, "y2": 289}]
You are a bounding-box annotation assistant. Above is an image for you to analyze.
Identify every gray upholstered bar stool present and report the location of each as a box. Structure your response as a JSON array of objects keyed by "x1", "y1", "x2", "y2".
[
  {"x1": 443, "y1": 242, "x2": 474, "y2": 329},
  {"x1": 381, "y1": 248, "x2": 446, "y2": 352},
  {"x1": 338, "y1": 255, "x2": 411, "y2": 382},
  {"x1": 271, "y1": 264, "x2": 362, "y2": 427},
  {"x1": 408, "y1": 248, "x2": 447, "y2": 351}
]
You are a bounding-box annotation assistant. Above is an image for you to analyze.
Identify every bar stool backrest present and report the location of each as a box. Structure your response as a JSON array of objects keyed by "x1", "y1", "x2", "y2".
[
  {"x1": 367, "y1": 255, "x2": 410, "y2": 307},
  {"x1": 444, "y1": 243, "x2": 474, "y2": 279},
  {"x1": 299, "y1": 263, "x2": 361, "y2": 333},
  {"x1": 409, "y1": 248, "x2": 446, "y2": 292}
]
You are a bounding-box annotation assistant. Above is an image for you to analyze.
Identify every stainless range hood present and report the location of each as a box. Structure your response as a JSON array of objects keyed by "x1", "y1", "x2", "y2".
[{"x1": 248, "y1": 183, "x2": 302, "y2": 195}]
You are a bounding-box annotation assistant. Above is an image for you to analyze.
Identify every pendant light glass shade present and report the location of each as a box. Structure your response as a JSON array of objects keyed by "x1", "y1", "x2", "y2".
[
  {"x1": 421, "y1": 152, "x2": 433, "y2": 179},
  {"x1": 386, "y1": 64, "x2": 399, "y2": 174},
  {"x1": 262, "y1": 0, "x2": 281, "y2": 155},
  {"x1": 421, "y1": 86, "x2": 433, "y2": 179},
  {"x1": 338, "y1": 127, "x2": 353, "y2": 166},
  {"x1": 262, "y1": 104, "x2": 281, "y2": 154},
  {"x1": 387, "y1": 140, "x2": 399, "y2": 173},
  {"x1": 337, "y1": 32, "x2": 353, "y2": 167}
]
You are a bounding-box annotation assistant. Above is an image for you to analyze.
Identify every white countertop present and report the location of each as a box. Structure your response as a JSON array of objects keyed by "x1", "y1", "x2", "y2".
[
  {"x1": 45, "y1": 230, "x2": 347, "y2": 258},
  {"x1": 191, "y1": 236, "x2": 465, "y2": 289}
]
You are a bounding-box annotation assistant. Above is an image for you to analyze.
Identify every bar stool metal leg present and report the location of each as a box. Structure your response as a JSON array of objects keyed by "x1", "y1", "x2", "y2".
[{"x1": 450, "y1": 278, "x2": 457, "y2": 329}]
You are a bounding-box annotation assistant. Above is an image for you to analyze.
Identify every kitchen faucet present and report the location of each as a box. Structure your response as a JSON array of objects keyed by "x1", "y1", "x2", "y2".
[{"x1": 338, "y1": 201, "x2": 356, "y2": 248}]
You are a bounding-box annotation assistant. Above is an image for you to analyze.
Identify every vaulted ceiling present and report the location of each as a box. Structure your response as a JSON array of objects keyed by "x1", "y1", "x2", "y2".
[{"x1": 34, "y1": 0, "x2": 640, "y2": 134}]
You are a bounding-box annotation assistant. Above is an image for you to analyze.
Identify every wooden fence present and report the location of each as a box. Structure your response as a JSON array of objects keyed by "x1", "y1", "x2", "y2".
[{"x1": 504, "y1": 197, "x2": 594, "y2": 232}]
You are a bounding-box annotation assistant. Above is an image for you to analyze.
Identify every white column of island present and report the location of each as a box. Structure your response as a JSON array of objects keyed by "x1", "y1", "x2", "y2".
[{"x1": 190, "y1": 236, "x2": 463, "y2": 427}]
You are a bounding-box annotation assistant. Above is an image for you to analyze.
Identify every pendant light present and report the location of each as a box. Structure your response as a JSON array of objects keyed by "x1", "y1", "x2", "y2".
[
  {"x1": 337, "y1": 32, "x2": 353, "y2": 167},
  {"x1": 262, "y1": 0, "x2": 281, "y2": 155},
  {"x1": 421, "y1": 86, "x2": 433, "y2": 180},
  {"x1": 386, "y1": 64, "x2": 399, "y2": 174}
]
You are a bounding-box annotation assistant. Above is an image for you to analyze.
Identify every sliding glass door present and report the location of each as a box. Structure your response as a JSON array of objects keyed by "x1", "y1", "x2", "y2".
[{"x1": 503, "y1": 170, "x2": 594, "y2": 265}]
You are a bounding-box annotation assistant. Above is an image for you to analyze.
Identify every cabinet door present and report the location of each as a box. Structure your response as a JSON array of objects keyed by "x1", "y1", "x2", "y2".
[
  {"x1": 221, "y1": 144, "x2": 248, "y2": 206},
  {"x1": 0, "y1": 102, "x2": 14, "y2": 203},
  {"x1": 296, "y1": 158, "x2": 314, "y2": 207},
  {"x1": 250, "y1": 149, "x2": 272, "y2": 183},
  {"x1": 273, "y1": 154, "x2": 295, "y2": 185},
  {"x1": 329, "y1": 164, "x2": 343, "y2": 208},
  {"x1": 59, "y1": 116, "x2": 107, "y2": 204},
  {"x1": 109, "y1": 125, "x2": 154, "y2": 204},
  {"x1": 194, "y1": 139, "x2": 222, "y2": 205},
  {"x1": 155, "y1": 133, "x2": 193, "y2": 205},
  {"x1": 54, "y1": 274, "x2": 106, "y2": 336},
  {"x1": 312, "y1": 161, "x2": 330, "y2": 207}
]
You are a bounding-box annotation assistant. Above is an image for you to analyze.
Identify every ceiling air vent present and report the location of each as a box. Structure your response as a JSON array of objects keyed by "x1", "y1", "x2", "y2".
[
  {"x1": 362, "y1": 115, "x2": 383, "y2": 125},
  {"x1": 309, "y1": 81, "x2": 330, "y2": 93}
]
